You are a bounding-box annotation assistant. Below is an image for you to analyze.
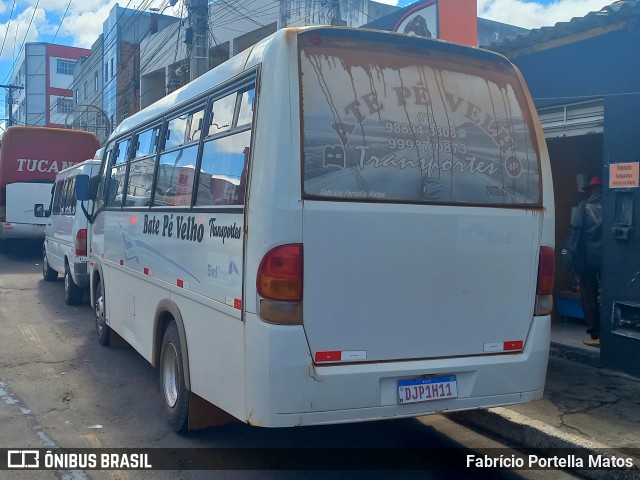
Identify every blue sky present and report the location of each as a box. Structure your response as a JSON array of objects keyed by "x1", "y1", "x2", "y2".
[{"x1": 0, "y1": 0, "x2": 616, "y2": 125}]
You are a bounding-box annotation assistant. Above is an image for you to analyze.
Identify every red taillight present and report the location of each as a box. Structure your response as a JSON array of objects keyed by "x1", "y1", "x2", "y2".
[
  {"x1": 535, "y1": 246, "x2": 554, "y2": 316},
  {"x1": 537, "y1": 246, "x2": 554, "y2": 295},
  {"x1": 75, "y1": 229, "x2": 87, "y2": 256},
  {"x1": 257, "y1": 244, "x2": 303, "y2": 301}
]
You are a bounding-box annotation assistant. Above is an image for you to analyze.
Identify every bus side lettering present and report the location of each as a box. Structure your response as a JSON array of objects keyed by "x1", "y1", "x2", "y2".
[{"x1": 16, "y1": 159, "x2": 75, "y2": 174}]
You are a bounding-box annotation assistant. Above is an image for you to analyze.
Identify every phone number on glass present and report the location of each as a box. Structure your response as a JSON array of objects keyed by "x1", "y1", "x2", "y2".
[
  {"x1": 385, "y1": 121, "x2": 464, "y2": 139},
  {"x1": 388, "y1": 137, "x2": 468, "y2": 153}
]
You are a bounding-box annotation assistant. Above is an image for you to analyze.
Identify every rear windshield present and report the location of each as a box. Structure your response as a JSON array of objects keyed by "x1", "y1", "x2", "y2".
[{"x1": 299, "y1": 33, "x2": 541, "y2": 205}]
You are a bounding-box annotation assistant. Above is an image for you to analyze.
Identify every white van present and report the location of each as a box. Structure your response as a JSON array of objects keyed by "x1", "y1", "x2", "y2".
[{"x1": 39, "y1": 158, "x2": 101, "y2": 304}]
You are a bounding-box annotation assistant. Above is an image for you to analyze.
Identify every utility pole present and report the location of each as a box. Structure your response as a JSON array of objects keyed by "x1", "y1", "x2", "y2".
[
  {"x1": 1, "y1": 84, "x2": 24, "y2": 127},
  {"x1": 186, "y1": 0, "x2": 209, "y2": 82}
]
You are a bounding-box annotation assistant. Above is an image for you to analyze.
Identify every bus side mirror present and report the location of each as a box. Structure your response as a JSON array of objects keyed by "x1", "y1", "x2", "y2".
[
  {"x1": 76, "y1": 175, "x2": 91, "y2": 201},
  {"x1": 34, "y1": 204, "x2": 47, "y2": 217}
]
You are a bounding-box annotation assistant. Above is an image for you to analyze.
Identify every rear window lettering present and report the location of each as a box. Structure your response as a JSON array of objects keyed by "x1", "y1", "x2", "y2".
[{"x1": 300, "y1": 44, "x2": 540, "y2": 205}]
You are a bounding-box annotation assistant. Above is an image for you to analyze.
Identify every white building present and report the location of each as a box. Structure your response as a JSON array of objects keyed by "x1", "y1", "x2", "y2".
[{"x1": 6, "y1": 43, "x2": 90, "y2": 127}]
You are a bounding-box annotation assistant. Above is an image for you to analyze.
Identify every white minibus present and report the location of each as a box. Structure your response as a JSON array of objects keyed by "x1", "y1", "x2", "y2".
[{"x1": 77, "y1": 26, "x2": 555, "y2": 431}]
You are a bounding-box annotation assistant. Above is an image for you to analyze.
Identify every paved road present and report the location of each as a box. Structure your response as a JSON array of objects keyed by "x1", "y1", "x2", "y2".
[{"x1": 0, "y1": 242, "x2": 576, "y2": 480}]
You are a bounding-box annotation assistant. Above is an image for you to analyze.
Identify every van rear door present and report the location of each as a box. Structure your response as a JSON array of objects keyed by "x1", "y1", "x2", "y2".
[{"x1": 298, "y1": 30, "x2": 545, "y2": 363}]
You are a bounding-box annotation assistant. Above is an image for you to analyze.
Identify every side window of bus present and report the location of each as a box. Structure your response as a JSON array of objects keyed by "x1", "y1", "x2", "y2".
[
  {"x1": 95, "y1": 147, "x2": 112, "y2": 212},
  {"x1": 51, "y1": 181, "x2": 64, "y2": 215},
  {"x1": 196, "y1": 131, "x2": 251, "y2": 206},
  {"x1": 154, "y1": 108, "x2": 203, "y2": 207},
  {"x1": 236, "y1": 88, "x2": 255, "y2": 127},
  {"x1": 208, "y1": 94, "x2": 235, "y2": 135},
  {"x1": 125, "y1": 126, "x2": 160, "y2": 207},
  {"x1": 196, "y1": 89, "x2": 253, "y2": 207},
  {"x1": 106, "y1": 139, "x2": 130, "y2": 208}
]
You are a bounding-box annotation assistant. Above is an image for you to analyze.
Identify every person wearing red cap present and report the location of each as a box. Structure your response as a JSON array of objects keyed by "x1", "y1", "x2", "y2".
[{"x1": 571, "y1": 176, "x2": 603, "y2": 347}]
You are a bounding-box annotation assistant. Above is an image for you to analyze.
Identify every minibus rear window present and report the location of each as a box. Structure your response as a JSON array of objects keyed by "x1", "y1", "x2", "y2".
[{"x1": 299, "y1": 34, "x2": 541, "y2": 206}]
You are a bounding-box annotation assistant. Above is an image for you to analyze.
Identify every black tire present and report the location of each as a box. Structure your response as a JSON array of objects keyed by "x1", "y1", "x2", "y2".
[
  {"x1": 94, "y1": 277, "x2": 110, "y2": 346},
  {"x1": 42, "y1": 247, "x2": 58, "y2": 281},
  {"x1": 160, "y1": 321, "x2": 189, "y2": 432},
  {"x1": 64, "y1": 265, "x2": 83, "y2": 305}
]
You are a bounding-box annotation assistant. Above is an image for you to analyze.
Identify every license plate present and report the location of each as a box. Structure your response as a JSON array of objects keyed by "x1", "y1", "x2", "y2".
[{"x1": 398, "y1": 375, "x2": 458, "y2": 404}]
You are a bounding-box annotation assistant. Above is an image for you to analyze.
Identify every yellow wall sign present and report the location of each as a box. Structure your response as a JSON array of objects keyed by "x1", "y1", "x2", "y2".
[{"x1": 610, "y1": 162, "x2": 639, "y2": 188}]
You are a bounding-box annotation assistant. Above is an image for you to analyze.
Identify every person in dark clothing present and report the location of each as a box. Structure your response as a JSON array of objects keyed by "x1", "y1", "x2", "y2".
[{"x1": 572, "y1": 176, "x2": 603, "y2": 347}]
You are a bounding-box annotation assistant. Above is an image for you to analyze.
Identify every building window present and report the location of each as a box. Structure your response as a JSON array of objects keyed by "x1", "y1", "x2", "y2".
[
  {"x1": 122, "y1": 108, "x2": 128, "y2": 120},
  {"x1": 57, "y1": 98, "x2": 74, "y2": 114},
  {"x1": 84, "y1": 81, "x2": 88, "y2": 99},
  {"x1": 111, "y1": 58, "x2": 115, "y2": 78},
  {"x1": 76, "y1": 89, "x2": 80, "y2": 104},
  {"x1": 56, "y1": 59, "x2": 75, "y2": 75},
  {"x1": 104, "y1": 63, "x2": 108, "y2": 82},
  {"x1": 94, "y1": 72, "x2": 99, "y2": 91}
]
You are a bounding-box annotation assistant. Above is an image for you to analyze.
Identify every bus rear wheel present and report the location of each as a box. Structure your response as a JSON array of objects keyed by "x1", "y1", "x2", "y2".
[{"x1": 160, "y1": 321, "x2": 189, "y2": 432}]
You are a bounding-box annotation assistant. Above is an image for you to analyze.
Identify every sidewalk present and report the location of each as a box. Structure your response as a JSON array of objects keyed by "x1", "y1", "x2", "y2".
[{"x1": 449, "y1": 320, "x2": 640, "y2": 480}]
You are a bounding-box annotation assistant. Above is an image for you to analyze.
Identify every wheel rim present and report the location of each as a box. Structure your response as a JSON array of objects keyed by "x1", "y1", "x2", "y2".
[
  {"x1": 162, "y1": 343, "x2": 179, "y2": 408},
  {"x1": 95, "y1": 285, "x2": 105, "y2": 335},
  {"x1": 43, "y1": 251, "x2": 48, "y2": 274},
  {"x1": 65, "y1": 270, "x2": 70, "y2": 293}
]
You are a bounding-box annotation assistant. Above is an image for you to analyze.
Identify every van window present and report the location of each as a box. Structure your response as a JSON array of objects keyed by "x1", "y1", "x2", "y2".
[
  {"x1": 300, "y1": 41, "x2": 541, "y2": 205},
  {"x1": 62, "y1": 177, "x2": 77, "y2": 215},
  {"x1": 51, "y1": 180, "x2": 64, "y2": 215}
]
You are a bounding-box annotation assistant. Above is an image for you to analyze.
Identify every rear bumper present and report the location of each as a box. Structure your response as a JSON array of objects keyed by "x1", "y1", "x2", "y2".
[
  {"x1": 242, "y1": 313, "x2": 550, "y2": 427},
  {"x1": 72, "y1": 261, "x2": 90, "y2": 288},
  {"x1": 0, "y1": 222, "x2": 45, "y2": 240}
]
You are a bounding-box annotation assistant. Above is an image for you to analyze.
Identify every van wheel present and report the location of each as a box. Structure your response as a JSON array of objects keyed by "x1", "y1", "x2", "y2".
[
  {"x1": 94, "y1": 277, "x2": 110, "y2": 346},
  {"x1": 43, "y1": 248, "x2": 58, "y2": 281},
  {"x1": 160, "y1": 321, "x2": 189, "y2": 432},
  {"x1": 64, "y1": 265, "x2": 83, "y2": 305}
]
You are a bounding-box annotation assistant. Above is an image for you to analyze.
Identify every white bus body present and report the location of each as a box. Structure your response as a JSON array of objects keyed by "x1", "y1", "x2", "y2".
[{"x1": 85, "y1": 27, "x2": 554, "y2": 430}]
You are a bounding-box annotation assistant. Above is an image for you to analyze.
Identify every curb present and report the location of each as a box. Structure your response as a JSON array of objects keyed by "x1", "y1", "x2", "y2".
[
  {"x1": 448, "y1": 408, "x2": 639, "y2": 480},
  {"x1": 549, "y1": 341, "x2": 602, "y2": 368}
]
